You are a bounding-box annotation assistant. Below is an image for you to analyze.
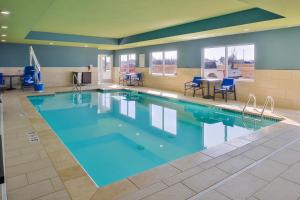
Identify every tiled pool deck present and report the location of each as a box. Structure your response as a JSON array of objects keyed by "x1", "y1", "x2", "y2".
[{"x1": 2, "y1": 84, "x2": 300, "y2": 200}]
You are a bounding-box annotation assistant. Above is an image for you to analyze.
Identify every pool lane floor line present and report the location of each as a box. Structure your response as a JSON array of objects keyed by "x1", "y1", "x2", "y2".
[{"x1": 188, "y1": 131, "x2": 300, "y2": 200}]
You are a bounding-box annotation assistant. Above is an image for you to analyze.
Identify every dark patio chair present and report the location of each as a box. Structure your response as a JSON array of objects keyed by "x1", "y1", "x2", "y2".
[
  {"x1": 213, "y1": 78, "x2": 236, "y2": 102},
  {"x1": 184, "y1": 76, "x2": 204, "y2": 97}
]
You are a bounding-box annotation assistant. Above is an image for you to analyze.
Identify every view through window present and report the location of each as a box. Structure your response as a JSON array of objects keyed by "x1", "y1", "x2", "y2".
[
  {"x1": 203, "y1": 44, "x2": 255, "y2": 80},
  {"x1": 120, "y1": 54, "x2": 136, "y2": 73},
  {"x1": 150, "y1": 51, "x2": 177, "y2": 76}
]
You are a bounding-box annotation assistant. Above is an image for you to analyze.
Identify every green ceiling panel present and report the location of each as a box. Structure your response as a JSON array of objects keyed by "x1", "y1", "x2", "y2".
[{"x1": 119, "y1": 8, "x2": 284, "y2": 44}]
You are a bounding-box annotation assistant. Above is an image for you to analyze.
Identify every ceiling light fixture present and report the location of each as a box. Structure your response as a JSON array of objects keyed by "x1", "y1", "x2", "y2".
[
  {"x1": 1, "y1": 25, "x2": 8, "y2": 29},
  {"x1": 0, "y1": 10, "x2": 10, "y2": 15},
  {"x1": 1, "y1": 34, "x2": 6, "y2": 37},
  {"x1": 1, "y1": 39, "x2": 6, "y2": 42},
  {"x1": 49, "y1": 42, "x2": 53, "y2": 45},
  {"x1": 243, "y1": 28, "x2": 250, "y2": 32}
]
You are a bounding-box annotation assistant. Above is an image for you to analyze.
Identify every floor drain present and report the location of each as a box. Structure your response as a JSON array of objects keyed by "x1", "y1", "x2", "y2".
[{"x1": 26, "y1": 132, "x2": 39, "y2": 143}]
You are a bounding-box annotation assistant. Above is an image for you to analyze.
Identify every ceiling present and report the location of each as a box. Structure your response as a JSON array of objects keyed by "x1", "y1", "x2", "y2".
[{"x1": 0, "y1": 0, "x2": 300, "y2": 50}]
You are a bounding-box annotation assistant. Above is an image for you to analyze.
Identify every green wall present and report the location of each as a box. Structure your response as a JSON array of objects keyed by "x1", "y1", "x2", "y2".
[
  {"x1": 114, "y1": 26, "x2": 300, "y2": 70},
  {"x1": 0, "y1": 43, "x2": 113, "y2": 67}
]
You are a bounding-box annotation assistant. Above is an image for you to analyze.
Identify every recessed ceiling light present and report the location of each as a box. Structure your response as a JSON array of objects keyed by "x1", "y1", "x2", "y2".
[
  {"x1": 1, "y1": 39, "x2": 6, "y2": 42},
  {"x1": 49, "y1": 42, "x2": 53, "y2": 45},
  {"x1": 0, "y1": 10, "x2": 10, "y2": 15},
  {"x1": 1, "y1": 34, "x2": 6, "y2": 37},
  {"x1": 1, "y1": 25, "x2": 8, "y2": 29},
  {"x1": 244, "y1": 28, "x2": 250, "y2": 32}
]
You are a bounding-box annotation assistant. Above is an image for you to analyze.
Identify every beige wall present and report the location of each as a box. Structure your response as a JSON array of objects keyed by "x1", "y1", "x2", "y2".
[
  {"x1": 0, "y1": 67, "x2": 99, "y2": 88},
  {"x1": 113, "y1": 67, "x2": 300, "y2": 109}
]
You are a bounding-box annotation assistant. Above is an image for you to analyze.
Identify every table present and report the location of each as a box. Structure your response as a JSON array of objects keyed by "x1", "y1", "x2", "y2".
[
  {"x1": 126, "y1": 73, "x2": 137, "y2": 86},
  {"x1": 4, "y1": 74, "x2": 23, "y2": 90},
  {"x1": 202, "y1": 78, "x2": 222, "y2": 99}
]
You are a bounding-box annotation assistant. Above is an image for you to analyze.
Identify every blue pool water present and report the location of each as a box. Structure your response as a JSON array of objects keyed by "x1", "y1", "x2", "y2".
[{"x1": 28, "y1": 90, "x2": 278, "y2": 186}]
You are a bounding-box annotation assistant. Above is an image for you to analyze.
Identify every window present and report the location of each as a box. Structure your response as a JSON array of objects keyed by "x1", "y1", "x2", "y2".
[
  {"x1": 150, "y1": 51, "x2": 177, "y2": 76},
  {"x1": 203, "y1": 44, "x2": 254, "y2": 80},
  {"x1": 227, "y1": 44, "x2": 255, "y2": 79},
  {"x1": 120, "y1": 54, "x2": 136, "y2": 73}
]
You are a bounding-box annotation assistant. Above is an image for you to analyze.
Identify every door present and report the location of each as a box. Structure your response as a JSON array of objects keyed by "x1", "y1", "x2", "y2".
[{"x1": 98, "y1": 55, "x2": 113, "y2": 83}]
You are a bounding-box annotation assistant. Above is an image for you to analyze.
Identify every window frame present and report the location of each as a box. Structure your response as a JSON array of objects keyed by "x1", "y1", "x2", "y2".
[
  {"x1": 202, "y1": 43, "x2": 255, "y2": 80},
  {"x1": 119, "y1": 53, "x2": 136, "y2": 73},
  {"x1": 149, "y1": 50, "x2": 177, "y2": 76}
]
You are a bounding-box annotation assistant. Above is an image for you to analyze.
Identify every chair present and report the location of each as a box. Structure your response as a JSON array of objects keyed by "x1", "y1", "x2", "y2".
[
  {"x1": 119, "y1": 73, "x2": 130, "y2": 86},
  {"x1": 213, "y1": 78, "x2": 236, "y2": 102},
  {"x1": 132, "y1": 73, "x2": 143, "y2": 86},
  {"x1": 0, "y1": 73, "x2": 5, "y2": 103},
  {"x1": 184, "y1": 76, "x2": 204, "y2": 97},
  {"x1": 22, "y1": 66, "x2": 37, "y2": 90}
]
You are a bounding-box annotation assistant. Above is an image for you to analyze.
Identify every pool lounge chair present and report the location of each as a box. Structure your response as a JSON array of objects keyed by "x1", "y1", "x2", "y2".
[
  {"x1": 184, "y1": 76, "x2": 204, "y2": 97},
  {"x1": 213, "y1": 78, "x2": 236, "y2": 102}
]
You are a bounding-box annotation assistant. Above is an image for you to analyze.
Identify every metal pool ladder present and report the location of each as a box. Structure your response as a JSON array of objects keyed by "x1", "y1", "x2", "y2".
[
  {"x1": 72, "y1": 73, "x2": 82, "y2": 93},
  {"x1": 242, "y1": 93, "x2": 257, "y2": 115},
  {"x1": 260, "y1": 96, "x2": 275, "y2": 118}
]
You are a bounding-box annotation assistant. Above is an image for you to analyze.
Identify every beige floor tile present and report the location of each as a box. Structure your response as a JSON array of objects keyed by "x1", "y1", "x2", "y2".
[
  {"x1": 7, "y1": 180, "x2": 54, "y2": 200},
  {"x1": 216, "y1": 155, "x2": 255, "y2": 174},
  {"x1": 193, "y1": 190, "x2": 231, "y2": 200},
  {"x1": 226, "y1": 138, "x2": 251, "y2": 147},
  {"x1": 51, "y1": 177, "x2": 65, "y2": 191},
  {"x1": 5, "y1": 149, "x2": 20, "y2": 158},
  {"x1": 121, "y1": 181, "x2": 167, "y2": 200},
  {"x1": 202, "y1": 144, "x2": 236, "y2": 158},
  {"x1": 183, "y1": 167, "x2": 228, "y2": 192},
  {"x1": 281, "y1": 162, "x2": 300, "y2": 184},
  {"x1": 129, "y1": 164, "x2": 180, "y2": 188},
  {"x1": 270, "y1": 148, "x2": 300, "y2": 165},
  {"x1": 216, "y1": 173, "x2": 267, "y2": 200},
  {"x1": 27, "y1": 166, "x2": 57, "y2": 184},
  {"x1": 287, "y1": 140, "x2": 300, "y2": 152},
  {"x1": 199, "y1": 154, "x2": 232, "y2": 170},
  {"x1": 247, "y1": 159, "x2": 288, "y2": 181},
  {"x1": 64, "y1": 176, "x2": 97, "y2": 200},
  {"x1": 6, "y1": 152, "x2": 41, "y2": 167},
  {"x1": 254, "y1": 178, "x2": 300, "y2": 200},
  {"x1": 6, "y1": 174, "x2": 28, "y2": 191},
  {"x1": 48, "y1": 149, "x2": 77, "y2": 170},
  {"x1": 6, "y1": 158, "x2": 53, "y2": 178},
  {"x1": 263, "y1": 137, "x2": 293, "y2": 149},
  {"x1": 227, "y1": 143, "x2": 256, "y2": 157},
  {"x1": 162, "y1": 166, "x2": 204, "y2": 186},
  {"x1": 170, "y1": 153, "x2": 211, "y2": 171},
  {"x1": 142, "y1": 183, "x2": 195, "y2": 200},
  {"x1": 91, "y1": 179, "x2": 138, "y2": 200},
  {"x1": 243, "y1": 145, "x2": 274, "y2": 161},
  {"x1": 36, "y1": 190, "x2": 71, "y2": 200},
  {"x1": 57, "y1": 166, "x2": 85, "y2": 182}
]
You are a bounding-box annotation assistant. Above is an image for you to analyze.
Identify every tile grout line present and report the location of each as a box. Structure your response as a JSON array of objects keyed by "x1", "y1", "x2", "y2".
[{"x1": 188, "y1": 133, "x2": 300, "y2": 200}]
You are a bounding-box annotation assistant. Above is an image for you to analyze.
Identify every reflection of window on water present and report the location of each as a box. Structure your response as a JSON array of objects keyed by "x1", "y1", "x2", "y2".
[
  {"x1": 150, "y1": 104, "x2": 177, "y2": 135},
  {"x1": 203, "y1": 123, "x2": 251, "y2": 148},
  {"x1": 97, "y1": 93, "x2": 111, "y2": 113},
  {"x1": 120, "y1": 99, "x2": 135, "y2": 119}
]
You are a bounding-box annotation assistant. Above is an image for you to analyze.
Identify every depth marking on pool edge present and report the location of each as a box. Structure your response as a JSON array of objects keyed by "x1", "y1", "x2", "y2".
[{"x1": 188, "y1": 130, "x2": 300, "y2": 200}]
